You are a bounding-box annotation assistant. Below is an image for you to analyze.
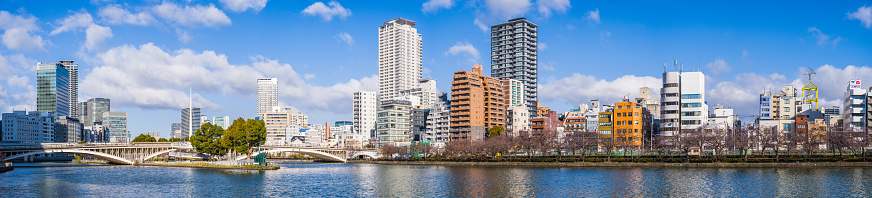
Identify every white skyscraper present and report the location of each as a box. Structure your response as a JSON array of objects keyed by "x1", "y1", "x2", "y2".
[
  {"x1": 257, "y1": 78, "x2": 279, "y2": 116},
  {"x1": 378, "y1": 18, "x2": 422, "y2": 101},
  {"x1": 660, "y1": 70, "x2": 708, "y2": 139},
  {"x1": 353, "y1": 91, "x2": 377, "y2": 137},
  {"x1": 59, "y1": 60, "x2": 79, "y2": 120}
]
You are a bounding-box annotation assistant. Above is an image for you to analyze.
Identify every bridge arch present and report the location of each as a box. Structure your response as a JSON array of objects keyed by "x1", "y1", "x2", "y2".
[
  {"x1": 237, "y1": 148, "x2": 346, "y2": 163},
  {"x1": 5, "y1": 149, "x2": 135, "y2": 165},
  {"x1": 350, "y1": 151, "x2": 378, "y2": 160}
]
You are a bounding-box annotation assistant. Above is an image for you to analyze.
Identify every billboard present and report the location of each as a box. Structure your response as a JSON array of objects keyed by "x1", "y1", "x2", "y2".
[{"x1": 850, "y1": 80, "x2": 861, "y2": 89}]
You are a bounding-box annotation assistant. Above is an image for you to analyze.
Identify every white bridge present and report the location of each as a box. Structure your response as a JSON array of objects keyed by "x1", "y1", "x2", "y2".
[{"x1": 0, "y1": 142, "x2": 378, "y2": 165}]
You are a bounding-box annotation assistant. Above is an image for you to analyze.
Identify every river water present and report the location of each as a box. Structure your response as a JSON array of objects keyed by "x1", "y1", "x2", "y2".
[{"x1": 2, "y1": 162, "x2": 871, "y2": 197}]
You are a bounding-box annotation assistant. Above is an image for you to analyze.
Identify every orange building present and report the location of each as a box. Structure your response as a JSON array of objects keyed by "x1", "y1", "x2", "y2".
[
  {"x1": 610, "y1": 101, "x2": 652, "y2": 147},
  {"x1": 450, "y1": 64, "x2": 507, "y2": 141},
  {"x1": 563, "y1": 117, "x2": 586, "y2": 133}
]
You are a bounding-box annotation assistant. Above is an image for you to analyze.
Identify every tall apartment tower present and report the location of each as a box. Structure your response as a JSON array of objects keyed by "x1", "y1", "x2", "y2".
[
  {"x1": 58, "y1": 60, "x2": 79, "y2": 120},
  {"x1": 37, "y1": 62, "x2": 71, "y2": 120},
  {"x1": 181, "y1": 107, "x2": 201, "y2": 138},
  {"x1": 450, "y1": 64, "x2": 507, "y2": 141},
  {"x1": 257, "y1": 78, "x2": 279, "y2": 116},
  {"x1": 353, "y1": 91, "x2": 377, "y2": 137},
  {"x1": 660, "y1": 71, "x2": 708, "y2": 139},
  {"x1": 491, "y1": 17, "x2": 538, "y2": 115},
  {"x1": 378, "y1": 18, "x2": 422, "y2": 101}
]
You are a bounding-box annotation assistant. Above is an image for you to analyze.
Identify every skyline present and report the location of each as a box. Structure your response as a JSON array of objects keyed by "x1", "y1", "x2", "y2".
[{"x1": 0, "y1": 1, "x2": 871, "y2": 138}]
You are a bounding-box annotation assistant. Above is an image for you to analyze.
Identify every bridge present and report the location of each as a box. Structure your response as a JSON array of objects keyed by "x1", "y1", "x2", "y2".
[{"x1": 0, "y1": 142, "x2": 378, "y2": 165}]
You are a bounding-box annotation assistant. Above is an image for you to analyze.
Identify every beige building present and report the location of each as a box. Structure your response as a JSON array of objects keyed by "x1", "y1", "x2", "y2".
[
  {"x1": 261, "y1": 106, "x2": 309, "y2": 145},
  {"x1": 450, "y1": 64, "x2": 507, "y2": 141}
]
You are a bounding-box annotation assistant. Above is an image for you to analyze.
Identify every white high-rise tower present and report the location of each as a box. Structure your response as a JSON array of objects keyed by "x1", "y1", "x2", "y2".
[
  {"x1": 257, "y1": 78, "x2": 279, "y2": 116},
  {"x1": 378, "y1": 18, "x2": 422, "y2": 101}
]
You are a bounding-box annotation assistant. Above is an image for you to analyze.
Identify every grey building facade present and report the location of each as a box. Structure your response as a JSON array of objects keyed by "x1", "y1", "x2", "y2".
[{"x1": 490, "y1": 17, "x2": 538, "y2": 115}]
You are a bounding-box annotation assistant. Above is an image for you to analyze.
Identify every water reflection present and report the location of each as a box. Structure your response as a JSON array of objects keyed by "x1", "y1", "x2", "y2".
[{"x1": 2, "y1": 163, "x2": 872, "y2": 197}]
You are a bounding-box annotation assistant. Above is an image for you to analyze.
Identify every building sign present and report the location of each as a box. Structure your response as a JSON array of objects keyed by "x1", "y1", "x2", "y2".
[{"x1": 851, "y1": 80, "x2": 862, "y2": 89}]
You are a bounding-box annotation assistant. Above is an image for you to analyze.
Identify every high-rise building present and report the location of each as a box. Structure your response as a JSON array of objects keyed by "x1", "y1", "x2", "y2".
[
  {"x1": 257, "y1": 78, "x2": 279, "y2": 116},
  {"x1": 83, "y1": 124, "x2": 108, "y2": 143},
  {"x1": 491, "y1": 17, "x2": 538, "y2": 115},
  {"x1": 660, "y1": 71, "x2": 708, "y2": 140},
  {"x1": 376, "y1": 100, "x2": 412, "y2": 145},
  {"x1": 144, "y1": 131, "x2": 161, "y2": 140},
  {"x1": 37, "y1": 62, "x2": 70, "y2": 120},
  {"x1": 170, "y1": 123, "x2": 183, "y2": 139},
  {"x1": 378, "y1": 18, "x2": 422, "y2": 100},
  {"x1": 181, "y1": 107, "x2": 201, "y2": 138},
  {"x1": 1, "y1": 111, "x2": 54, "y2": 143},
  {"x1": 450, "y1": 64, "x2": 507, "y2": 141},
  {"x1": 213, "y1": 116, "x2": 230, "y2": 129},
  {"x1": 80, "y1": 98, "x2": 110, "y2": 126},
  {"x1": 261, "y1": 106, "x2": 309, "y2": 145},
  {"x1": 843, "y1": 80, "x2": 865, "y2": 130},
  {"x1": 353, "y1": 91, "x2": 377, "y2": 137},
  {"x1": 103, "y1": 112, "x2": 129, "y2": 143},
  {"x1": 54, "y1": 116, "x2": 83, "y2": 143},
  {"x1": 58, "y1": 60, "x2": 79, "y2": 120}
]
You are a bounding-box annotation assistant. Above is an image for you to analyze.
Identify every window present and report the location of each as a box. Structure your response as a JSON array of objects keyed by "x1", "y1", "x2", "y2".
[
  {"x1": 681, "y1": 103, "x2": 702, "y2": 108},
  {"x1": 681, "y1": 94, "x2": 701, "y2": 99},
  {"x1": 784, "y1": 107, "x2": 790, "y2": 112}
]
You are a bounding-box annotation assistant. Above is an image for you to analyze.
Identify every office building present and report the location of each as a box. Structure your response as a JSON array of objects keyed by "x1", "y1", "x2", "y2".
[
  {"x1": 181, "y1": 107, "x2": 201, "y2": 138},
  {"x1": 660, "y1": 71, "x2": 708, "y2": 139},
  {"x1": 261, "y1": 106, "x2": 310, "y2": 145},
  {"x1": 103, "y1": 112, "x2": 129, "y2": 143},
  {"x1": 376, "y1": 100, "x2": 412, "y2": 145},
  {"x1": 170, "y1": 123, "x2": 183, "y2": 139},
  {"x1": 1, "y1": 111, "x2": 54, "y2": 143},
  {"x1": 58, "y1": 60, "x2": 79, "y2": 120},
  {"x1": 843, "y1": 80, "x2": 865, "y2": 130},
  {"x1": 491, "y1": 17, "x2": 538, "y2": 115},
  {"x1": 83, "y1": 124, "x2": 108, "y2": 143},
  {"x1": 353, "y1": 91, "x2": 377, "y2": 136},
  {"x1": 450, "y1": 64, "x2": 507, "y2": 141},
  {"x1": 37, "y1": 62, "x2": 70, "y2": 120},
  {"x1": 80, "y1": 98, "x2": 110, "y2": 126},
  {"x1": 144, "y1": 131, "x2": 161, "y2": 140},
  {"x1": 54, "y1": 116, "x2": 83, "y2": 143},
  {"x1": 411, "y1": 107, "x2": 428, "y2": 141},
  {"x1": 611, "y1": 99, "x2": 653, "y2": 147},
  {"x1": 378, "y1": 18, "x2": 422, "y2": 100},
  {"x1": 213, "y1": 116, "x2": 230, "y2": 129},
  {"x1": 257, "y1": 78, "x2": 279, "y2": 116}
]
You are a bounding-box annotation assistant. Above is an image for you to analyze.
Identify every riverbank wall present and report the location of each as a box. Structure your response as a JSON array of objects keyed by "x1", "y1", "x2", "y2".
[
  {"x1": 0, "y1": 162, "x2": 13, "y2": 173},
  {"x1": 363, "y1": 160, "x2": 872, "y2": 168},
  {"x1": 139, "y1": 163, "x2": 280, "y2": 170}
]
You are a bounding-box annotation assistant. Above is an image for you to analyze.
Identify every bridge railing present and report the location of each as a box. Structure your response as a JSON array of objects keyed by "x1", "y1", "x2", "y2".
[{"x1": 0, "y1": 142, "x2": 185, "y2": 151}]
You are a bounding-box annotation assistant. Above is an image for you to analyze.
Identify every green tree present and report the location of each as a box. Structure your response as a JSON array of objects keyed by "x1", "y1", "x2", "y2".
[
  {"x1": 487, "y1": 126, "x2": 506, "y2": 137},
  {"x1": 168, "y1": 137, "x2": 183, "y2": 142},
  {"x1": 132, "y1": 134, "x2": 157, "y2": 142},
  {"x1": 221, "y1": 118, "x2": 266, "y2": 163},
  {"x1": 158, "y1": 138, "x2": 168, "y2": 142},
  {"x1": 190, "y1": 123, "x2": 227, "y2": 158}
]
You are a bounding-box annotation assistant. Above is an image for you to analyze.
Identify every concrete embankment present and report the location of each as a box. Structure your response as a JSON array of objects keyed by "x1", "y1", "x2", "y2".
[
  {"x1": 138, "y1": 163, "x2": 280, "y2": 170},
  {"x1": 0, "y1": 162, "x2": 13, "y2": 173},
  {"x1": 364, "y1": 160, "x2": 872, "y2": 168}
]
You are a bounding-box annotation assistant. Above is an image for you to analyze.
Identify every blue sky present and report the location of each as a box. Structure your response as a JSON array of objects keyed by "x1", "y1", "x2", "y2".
[{"x1": 0, "y1": 0, "x2": 871, "y2": 138}]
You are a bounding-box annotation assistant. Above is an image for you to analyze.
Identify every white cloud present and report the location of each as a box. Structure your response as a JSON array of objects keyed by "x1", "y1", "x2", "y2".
[
  {"x1": 541, "y1": 61, "x2": 556, "y2": 71},
  {"x1": 303, "y1": 73, "x2": 316, "y2": 80},
  {"x1": 152, "y1": 2, "x2": 232, "y2": 27},
  {"x1": 423, "y1": 0, "x2": 454, "y2": 13},
  {"x1": 81, "y1": 43, "x2": 377, "y2": 114},
  {"x1": 0, "y1": 11, "x2": 45, "y2": 51},
  {"x1": 808, "y1": 27, "x2": 842, "y2": 47},
  {"x1": 538, "y1": 0, "x2": 570, "y2": 18},
  {"x1": 586, "y1": 8, "x2": 600, "y2": 24},
  {"x1": 599, "y1": 31, "x2": 611, "y2": 45},
  {"x1": 706, "y1": 58, "x2": 731, "y2": 76},
  {"x1": 6, "y1": 75, "x2": 29, "y2": 88},
  {"x1": 538, "y1": 42, "x2": 548, "y2": 50},
  {"x1": 301, "y1": 1, "x2": 351, "y2": 22},
  {"x1": 473, "y1": 0, "x2": 532, "y2": 31},
  {"x1": 98, "y1": 4, "x2": 155, "y2": 26},
  {"x1": 50, "y1": 11, "x2": 94, "y2": 35},
  {"x1": 540, "y1": 74, "x2": 661, "y2": 106},
  {"x1": 85, "y1": 24, "x2": 113, "y2": 51},
  {"x1": 848, "y1": 6, "x2": 872, "y2": 29},
  {"x1": 335, "y1": 32, "x2": 354, "y2": 46},
  {"x1": 176, "y1": 28, "x2": 193, "y2": 43},
  {"x1": 219, "y1": 0, "x2": 269, "y2": 13},
  {"x1": 446, "y1": 41, "x2": 480, "y2": 63}
]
